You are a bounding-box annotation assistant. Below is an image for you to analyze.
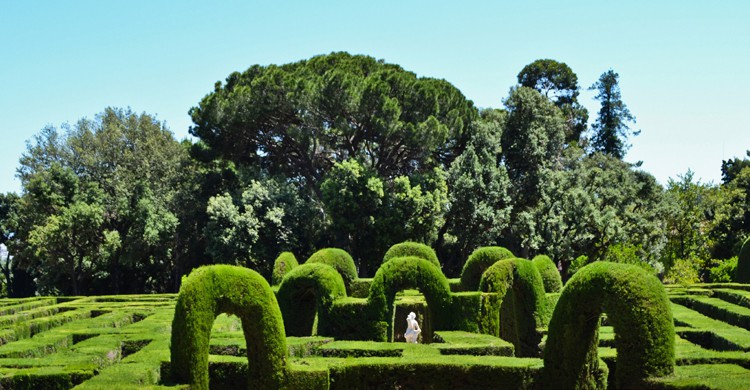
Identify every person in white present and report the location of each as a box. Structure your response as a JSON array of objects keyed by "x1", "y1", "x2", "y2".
[{"x1": 404, "y1": 312, "x2": 421, "y2": 343}]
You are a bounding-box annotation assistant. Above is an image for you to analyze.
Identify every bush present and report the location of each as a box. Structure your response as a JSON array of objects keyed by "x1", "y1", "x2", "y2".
[
  {"x1": 734, "y1": 238, "x2": 750, "y2": 283},
  {"x1": 663, "y1": 257, "x2": 701, "y2": 285},
  {"x1": 460, "y1": 247, "x2": 514, "y2": 291},
  {"x1": 272, "y1": 252, "x2": 299, "y2": 286},
  {"x1": 170, "y1": 265, "x2": 288, "y2": 390},
  {"x1": 383, "y1": 241, "x2": 440, "y2": 268},
  {"x1": 368, "y1": 256, "x2": 452, "y2": 341},
  {"x1": 542, "y1": 262, "x2": 674, "y2": 389},
  {"x1": 327, "y1": 298, "x2": 388, "y2": 341},
  {"x1": 478, "y1": 258, "x2": 549, "y2": 357},
  {"x1": 708, "y1": 257, "x2": 738, "y2": 283},
  {"x1": 531, "y1": 255, "x2": 562, "y2": 293},
  {"x1": 276, "y1": 263, "x2": 347, "y2": 337},
  {"x1": 306, "y1": 248, "x2": 358, "y2": 292}
]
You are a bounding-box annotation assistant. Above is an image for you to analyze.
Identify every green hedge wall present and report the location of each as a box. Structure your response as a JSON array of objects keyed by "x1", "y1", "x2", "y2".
[
  {"x1": 327, "y1": 298, "x2": 388, "y2": 341},
  {"x1": 170, "y1": 265, "x2": 288, "y2": 390},
  {"x1": 460, "y1": 246, "x2": 514, "y2": 291},
  {"x1": 272, "y1": 252, "x2": 299, "y2": 286},
  {"x1": 531, "y1": 255, "x2": 562, "y2": 293},
  {"x1": 735, "y1": 237, "x2": 750, "y2": 283},
  {"x1": 276, "y1": 263, "x2": 347, "y2": 337},
  {"x1": 542, "y1": 261, "x2": 675, "y2": 389},
  {"x1": 306, "y1": 248, "x2": 358, "y2": 292},
  {"x1": 478, "y1": 258, "x2": 549, "y2": 357},
  {"x1": 383, "y1": 241, "x2": 440, "y2": 268},
  {"x1": 368, "y1": 257, "x2": 452, "y2": 341}
]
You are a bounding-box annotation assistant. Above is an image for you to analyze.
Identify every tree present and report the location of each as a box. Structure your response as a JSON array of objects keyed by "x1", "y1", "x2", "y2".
[
  {"x1": 589, "y1": 70, "x2": 637, "y2": 159},
  {"x1": 517, "y1": 59, "x2": 588, "y2": 143},
  {"x1": 189, "y1": 52, "x2": 478, "y2": 200},
  {"x1": 0, "y1": 193, "x2": 19, "y2": 296},
  {"x1": 721, "y1": 151, "x2": 750, "y2": 184}
]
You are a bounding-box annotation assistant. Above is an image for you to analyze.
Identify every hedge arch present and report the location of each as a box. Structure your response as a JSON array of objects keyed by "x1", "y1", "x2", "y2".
[
  {"x1": 531, "y1": 254, "x2": 563, "y2": 293},
  {"x1": 276, "y1": 263, "x2": 347, "y2": 337},
  {"x1": 735, "y1": 237, "x2": 750, "y2": 283},
  {"x1": 460, "y1": 246, "x2": 514, "y2": 291},
  {"x1": 368, "y1": 256, "x2": 452, "y2": 341},
  {"x1": 383, "y1": 241, "x2": 440, "y2": 268},
  {"x1": 542, "y1": 261, "x2": 675, "y2": 389},
  {"x1": 478, "y1": 258, "x2": 549, "y2": 357},
  {"x1": 272, "y1": 252, "x2": 299, "y2": 286},
  {"x1": 306, "y1": 248, "x2": 358, "y2": 291},
  {"x1": 170, "y1": 265, "x2": 287, "y2": 390}
]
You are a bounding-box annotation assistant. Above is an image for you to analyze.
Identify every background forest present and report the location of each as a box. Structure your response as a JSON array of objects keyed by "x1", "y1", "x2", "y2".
[{"x1": 1, "y1": 53, "x2": 748, "y2": 296}]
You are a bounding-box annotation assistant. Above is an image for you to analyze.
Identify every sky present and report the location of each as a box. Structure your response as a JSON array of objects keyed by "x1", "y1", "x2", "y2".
[{"x1": 1, "y1": 0, "x2": 749, "y2": 194}]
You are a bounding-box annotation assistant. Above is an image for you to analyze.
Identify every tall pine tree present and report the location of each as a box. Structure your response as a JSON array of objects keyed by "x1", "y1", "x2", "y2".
[{"x1": 589, "y1": 70, "x2": 637, "y2": 159}]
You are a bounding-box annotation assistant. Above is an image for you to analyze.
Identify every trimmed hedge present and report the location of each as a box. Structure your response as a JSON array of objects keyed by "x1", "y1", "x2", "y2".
[
  {"x1": 735, "y1": 237, "x2": 750, "y2": 283},
  {"x1": 327, "y1": 298, "x2": 388, "y2": 341},
  {"x1": 542, "y1": 261, "x2": 675, "y2": 389},
  {"x1": 170, "y1": 265, "x2": 288, "y2": 390},
  {"x1": 272, "y1": 252, "x2": 299, "y2": 286},
  {"x1": 383, "y1": 241, "x2": 440, "y2": 268},
  {"x1": 531, "y1": 255, "x2": 562, "y2": 293},
  {"x1": 368, "y1": 257, "x2": 452, "y2": 341},
  {"x1": 460, "y1": 246, "x2": 514, "y2": 291},
  {"x1": 478, "y1": 258, "x2": 549, "y2": 357},
  {"x1": 306, "y1": 248, "x2": 358, "y2": 292},
  {"x1": 276, "y1": 263, "x2": 347, "y2": 337}
]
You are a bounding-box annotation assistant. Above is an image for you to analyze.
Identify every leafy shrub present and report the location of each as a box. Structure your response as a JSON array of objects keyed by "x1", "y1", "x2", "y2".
[
  {"x1": 368, "y1": 256, "x2": 452, "y2": 341},
  {"x1": 170, "y1": 265, "x2": 287, "y2": 390},
  {"x1": 735, "y1": 238, "x2": 750, "y2": 283},
  {"x1": 383, "y1": 241, "x2": 440, "y2": 268},
  {"x1": 531, "y1": 255, "x2": 562, "y2": 293},
  {"x1": 478, "y1": 258, "x2": 549, "y2": 357},
  {"x1": 276, "y1": 263, "x2": 347, "y2": 337},
  {"x1": 306, "y1": 248, "x2": 358, "y2": 292},
  {"x1": 708, "y1": 257, "x2": 738, "y2": 283},
  {"x1": 272, "y1": 252, "x2": 298, "y2": 286},
  {"x1": 460, "y1": 246, "x2": 514, "y2": 291},
  {"x1": 542, "y1": 262, "x2": 674, "y2": 389},
  {"x1": 662, "y1": 258, "x2": 700, "y2": 285}
]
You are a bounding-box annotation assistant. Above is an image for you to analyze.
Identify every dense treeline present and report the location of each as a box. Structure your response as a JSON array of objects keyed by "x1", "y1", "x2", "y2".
[{"x1": 0, "y1": 53, "x2": 748, "y2": 296}]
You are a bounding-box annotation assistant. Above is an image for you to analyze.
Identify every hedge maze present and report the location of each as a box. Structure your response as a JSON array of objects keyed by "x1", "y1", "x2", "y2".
[{"x1": 2, "y1": 245, "x2": 750, "y2": 388}]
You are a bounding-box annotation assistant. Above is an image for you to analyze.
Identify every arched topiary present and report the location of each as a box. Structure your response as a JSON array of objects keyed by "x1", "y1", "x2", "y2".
[
  {"x1": 460, "y1": 246, "x2": 514, "y2": 291},
  {"x1": 734, "y1": 237, "x2": 750, "y2": 283},
  {"x1": 542, "y1": 262, "x2": 675, "y2": 389},
  {"x1": 531, "y1": 254, "x2": 562, "y2": 293},
  {"x1": 383, "y1": 241, "x2": 440, "y2": 268},
  {"x1": 272, "y1": 252, "x2": 299, "y2": 286},
  {"x1": 306, "y1": 248, "x2": 358, "y2": 291},
  {"x1": 368, "y1": 256, "x2": 452, "y2": 341},
  {"x1": 478, "y1": 258, "x2": 548, "y2": 357},
  {"x1": 171, "y1": 265, "x2": 287, "y2": 390},
  {"x1": 276, "y1": 263, "x2": 347, "y2": 336}
]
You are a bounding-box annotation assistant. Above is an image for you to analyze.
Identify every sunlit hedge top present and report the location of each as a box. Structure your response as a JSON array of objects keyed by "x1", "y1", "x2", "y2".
[
  {"x1": 272, "y1": 252, "x2": 298, "y2": 286},
  {"x1": 382, "y1": 241, "x2": 440, "y2": 268},
  {"x1": 735, "y1": 237, "x2": 750, "y2": 283},
  {"x1": 460, "y1": 246, "x2": 514, "y2": 291},
  {"x1": 306, "y1": 248, "x2": 358, "y2": 291},
  {"x1": 531, "y1": 254, "x2": 562, "y2": 293}
]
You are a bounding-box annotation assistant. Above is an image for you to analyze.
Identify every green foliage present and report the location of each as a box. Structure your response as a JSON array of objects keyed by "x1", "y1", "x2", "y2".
[
  {"x1": 382, "y1": 241, "x2": 439, "y2": 268},
  {"x1": 478, "y1": 258, "x2": 549, "y2": 357},
  {"x1": 305, "y1": 248, "x2": 358, "y2": 292},
  {"x1": 460, "y1": 246, "x2": 514, "y2": 291},
  {"x1": 542, "y1": 262, "x2": 674, "y2": 389},
  {"x1": 276, "y1": 263, "x2": 347, "y2": 337},
  {"x1": 735, "y1": 237, "x2": 750, "y2": 283},
  {"x1": 327, "y1": 298, "x2": 388, "y2": 341},
  {"x1": 531, "y1": 255, "x2": 562, "y2": 293},
  {"x1": 368, "y1": 256, "x2": 452, "y2": 340},
  {"x1": 170, "y1": 265, "x2": 287, "y2": 390},
  {"x1": 589, "y1": 69, "x2": 637, "y2": 159},
  {"x1": 662, "y1": 257, "x2": 701, "y2": 285},
  {"x1": 707, "y1": 257, "x2": 738, "y2": 283},
  {"x1": 272, "y1": 252, "x2": 298, "y2": 286}
]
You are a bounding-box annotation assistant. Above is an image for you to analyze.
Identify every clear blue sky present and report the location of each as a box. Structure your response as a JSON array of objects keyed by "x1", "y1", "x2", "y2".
[{"x1": 2, "y1": 0, "x2": 749, "y2": 194}]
